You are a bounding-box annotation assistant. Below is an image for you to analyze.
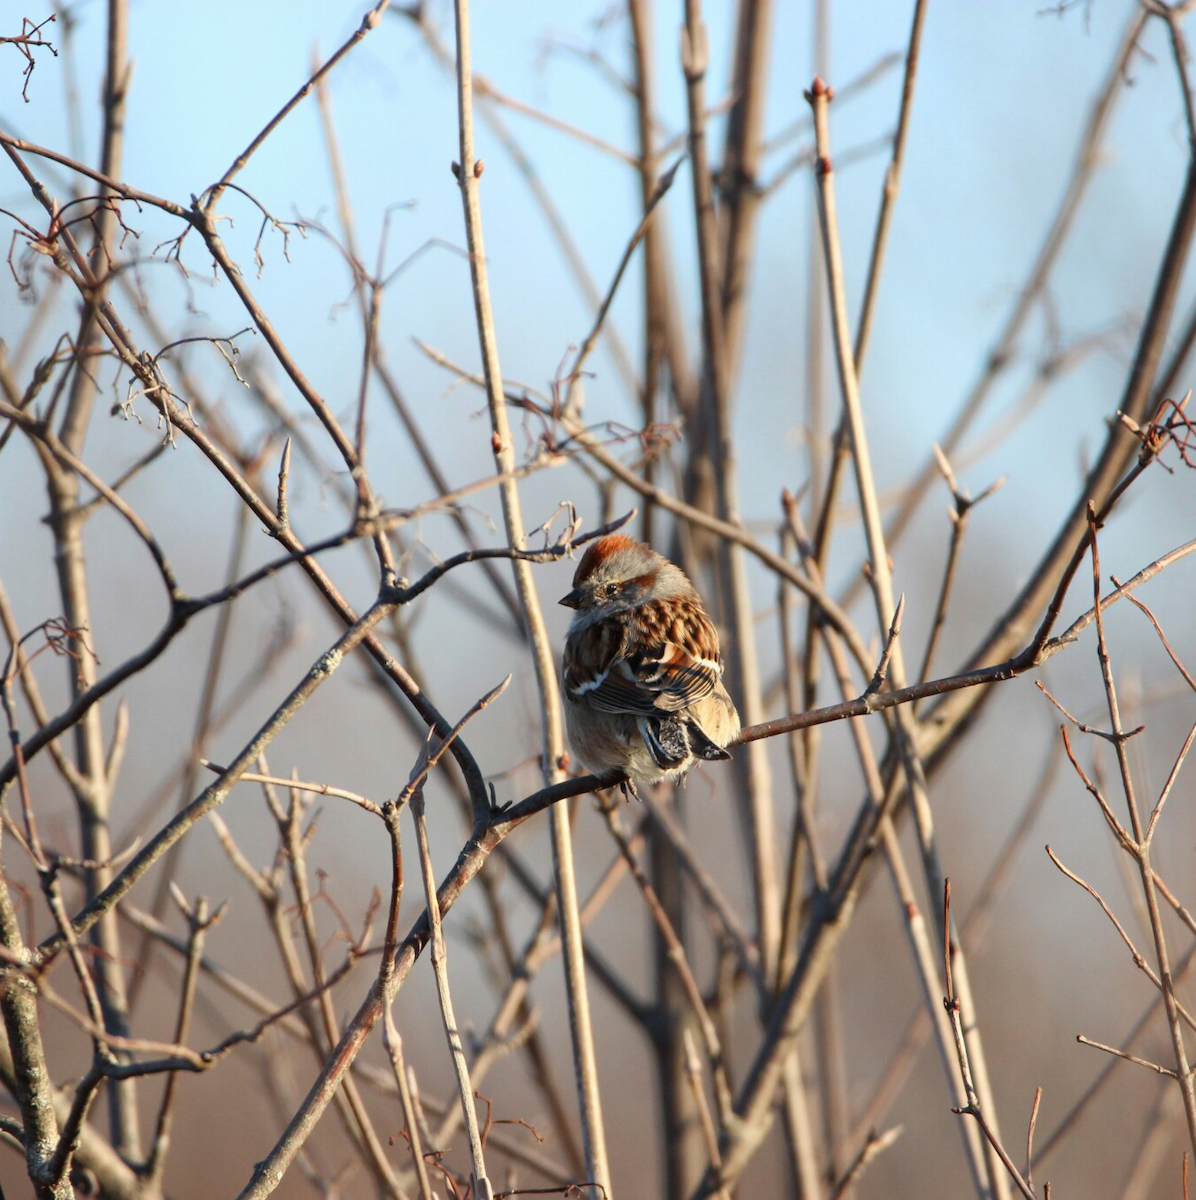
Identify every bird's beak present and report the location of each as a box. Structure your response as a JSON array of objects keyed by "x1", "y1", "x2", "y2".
[{"x1": 559, "y1": 588, "x2": 582, "y2": 609}]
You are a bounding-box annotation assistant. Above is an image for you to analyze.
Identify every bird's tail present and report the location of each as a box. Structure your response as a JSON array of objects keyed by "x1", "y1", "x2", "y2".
[
  {"x1": 637, "y1": 714, "x2": 731, "y2": 769},
  {"x1": 687, "y1": 720, "x2": 732, "y2": 762}
]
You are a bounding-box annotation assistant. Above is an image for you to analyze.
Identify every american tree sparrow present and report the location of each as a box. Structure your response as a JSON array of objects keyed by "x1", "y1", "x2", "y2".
[{"x1": 560, "y1": 535, "x2": 740, "y2": 788}]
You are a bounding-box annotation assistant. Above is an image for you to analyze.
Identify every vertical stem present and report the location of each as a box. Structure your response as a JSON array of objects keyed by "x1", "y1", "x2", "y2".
[
  {"x1": 649, "y1": 794, "x2": 703, "y2": 1199},
  {"x1": 411, "y1": 790, "x2": 493, "y2": 1198},
  {"x1": 384, "y1": 1006, "x2": 436, "y2": 1200},
  {"x1": 0, "y1": 826, "x2": 70, "y2": 1199},
  {"x1": 852, "y1": 0, "x2": 929, "y2": 372},
  {"x1": 547, "y1": 811, "x2": 613, "y2": 1199},
  {"x1": 804, "y1": 0, "x2": 830, "y2": 505},
  {"x1": 779, "y1": 1048, "x2": 825, "y2": 1200},
  {"x1": 809, "y1": 82, "x2": 1008, "y2": 1200},
  {"x1": 804, "y1": 0, "x2": 930, "y2": 754},
  {"x1": 684, "y1": 0, "x2": 780, "y2": 979},
  {"x1": 450, "y1": 3, "x2": 611, "y2": 1194},
  {"x1": 1088, "y1": 513, "x2": 1196, "y2": 1153},
  {"x1": 719, "y1": 0, "x2": 775, "y2": 383},
  {"x1": 144, "y1": 895, "x2": 209, "y2": 1186},
  {"x1": 805, "y1": 527, "x2": 993, "y2": 1193},
  {"x1": 631, "y1": 11, "x2": 703, "y2": 1192},
  {"x1": 47, "y1": 0, "x2": 138, "y2": 1158},
  {"x1": 799, "y1": 12, "x2": 846, "y2": 1188},
  {"x1": 283, "y1": 779, "x2": 403, "y2": 1196},
  {"x1": 629, "y1": 0, "x2": 663, "y2": 545}
]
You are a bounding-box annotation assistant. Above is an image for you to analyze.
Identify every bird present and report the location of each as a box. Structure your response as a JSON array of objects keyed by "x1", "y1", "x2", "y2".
[{"x1": 559, "y1": 534, "x2": 740, "y2": 790}]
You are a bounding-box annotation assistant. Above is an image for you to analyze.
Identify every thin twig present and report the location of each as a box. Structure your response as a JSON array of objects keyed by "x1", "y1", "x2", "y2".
[
  {"x1": 829, "y1": 1125, "x2": 904, "y2": 1200},
  {"x1": 942, "y1": 881, "x2": 1037, "y2": 1200},
  {"x1": 411, "y1": 779, "x2": 493, "y2": 1198},
  {"x1": 449, "y1": 0, "x2": 609, "y2": 1193},
  {"x1": 1075, "y1": 1035, "x2": 1178, "y2": 1079}
]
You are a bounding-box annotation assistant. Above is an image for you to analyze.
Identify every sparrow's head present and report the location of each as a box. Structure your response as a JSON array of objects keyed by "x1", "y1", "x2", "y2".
[{"x1": 559, "y1": 535, "x2": 693, "y2": 621}]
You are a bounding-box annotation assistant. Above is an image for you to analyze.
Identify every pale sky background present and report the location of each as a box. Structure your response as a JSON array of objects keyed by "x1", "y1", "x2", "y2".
[{"x1": 3, "y1": 2, "x2": 1196, "y2": 1195}]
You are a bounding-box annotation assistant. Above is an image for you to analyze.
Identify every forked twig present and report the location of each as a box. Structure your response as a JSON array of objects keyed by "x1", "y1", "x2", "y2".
[{"x1": 943, "y1": 880, "x2": 1038, "y2": 1200}]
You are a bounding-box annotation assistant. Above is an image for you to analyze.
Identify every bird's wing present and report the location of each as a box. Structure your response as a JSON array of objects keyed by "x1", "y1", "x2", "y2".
[{"x1": 563, "y1": 601, "x2": 722, "y2": 717}]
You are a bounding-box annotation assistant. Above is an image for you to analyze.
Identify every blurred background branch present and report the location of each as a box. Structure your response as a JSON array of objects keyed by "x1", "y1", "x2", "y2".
[{"x1": 2, "y1": 2, "x2": 1196, "y2": 1198}]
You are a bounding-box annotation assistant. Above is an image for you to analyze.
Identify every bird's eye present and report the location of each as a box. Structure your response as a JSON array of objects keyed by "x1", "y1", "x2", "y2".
[{"x1": 602, "y1": 582, "x2": 621, "y2": 598}]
